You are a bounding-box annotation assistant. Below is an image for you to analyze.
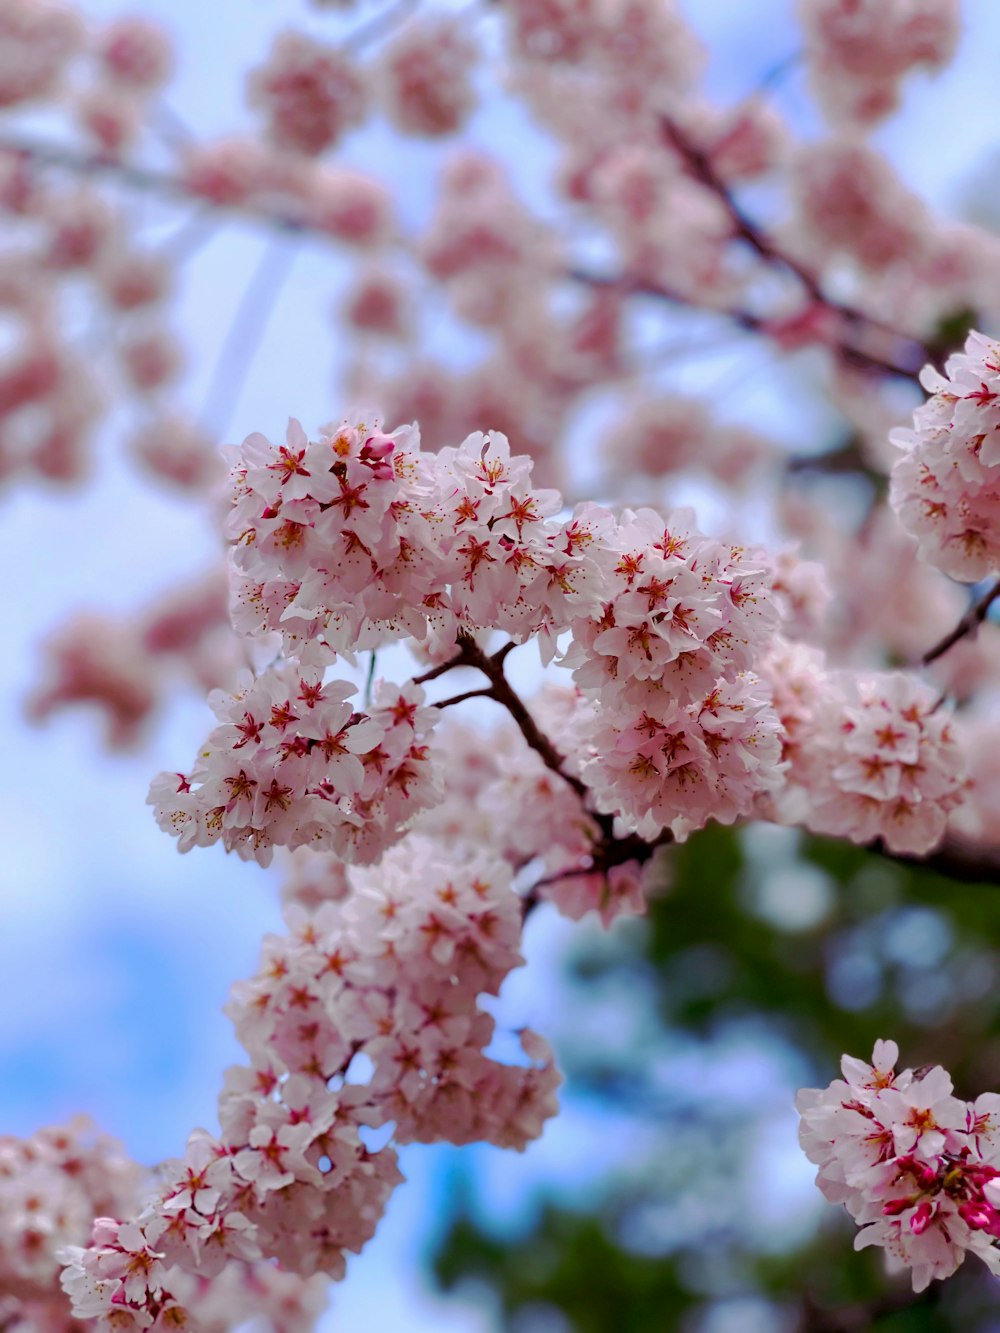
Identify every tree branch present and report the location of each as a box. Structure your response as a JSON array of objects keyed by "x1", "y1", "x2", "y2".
[
  {"x1": 567, "y1": 266, "x2": 923, "y2": 383},
  {"x1": 453, "y1": 633, "x2": 591, "y2": 802},
  {"x1": 873, "y1": 835, "x2": 1000, "y2": 886},
  {"x1": 412, "y1": 635, "x2": 674, "y2": 869},
  {"x1": 434, "y1": 686, "x2": 494, "y2": 709},
  {"x1": 922, "y1": 579, "x2": 1000, "y2": 666},
  {"x1": 657, "y1": 116, "x2": 928, "y2": 381}
]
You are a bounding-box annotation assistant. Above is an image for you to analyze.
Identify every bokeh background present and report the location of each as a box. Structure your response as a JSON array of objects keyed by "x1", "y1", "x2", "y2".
[{"x1": 6, "y1": 1, "x2": 1000, "y2": 1328}]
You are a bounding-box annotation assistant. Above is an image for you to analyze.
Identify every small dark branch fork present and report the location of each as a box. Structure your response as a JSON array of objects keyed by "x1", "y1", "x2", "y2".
[
  {"x1": 415, "y1": 635, "x2": 673, "y2": 880},
  {"x1": 453, "y1": 634, "x2": 592, "y2": 803}
]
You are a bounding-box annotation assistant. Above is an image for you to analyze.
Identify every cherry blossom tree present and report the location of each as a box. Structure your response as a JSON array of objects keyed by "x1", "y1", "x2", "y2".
[{"x1": 6, "y1": 0, "x2": 1000, "y2": 1328}]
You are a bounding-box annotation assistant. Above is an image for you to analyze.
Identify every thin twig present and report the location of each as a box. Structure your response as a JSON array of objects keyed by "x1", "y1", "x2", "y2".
[
  {"x1": 412, "y1": 649, "x2": 467, "y2": 686},
  {"x1": 364, "y1": 651, "x2": 377, "y2": 708},
  {"x1": 657, "y1": 116, "x2": 928, "y2": 377},
  {"x1": 434, "y1": 686, "x2": 494, "y2": 709},
  {"x1": 454, "y1": 633, "x2": 590, "y2": 801},
  {"x1": 757, "y1": 48, "x2": 801, "y2": 93},
  {"x1": 922, "y1": 579, "x2": 1000, "y2": 666},
  {"x1": 412, "y1": 634, "x2": 675, "y2": 868},
  {"x1": 150, "y1": 99, "x2": 197, "y2": 150},
  {"x1": 155, "y1": 204, "x2": 218, "y2": 262},
  {"x1": 660, "y1": 115, "x2": 827, "y2": 304},
  {"x1": 567, "y1": 266, "x2": 922, "y2": 383},
  {"x1": 0, "y1": 132, "x2": 315, "y2": 237},
  {"x1": 0, "y1": 130, "x2": 924, "y2": 386}
]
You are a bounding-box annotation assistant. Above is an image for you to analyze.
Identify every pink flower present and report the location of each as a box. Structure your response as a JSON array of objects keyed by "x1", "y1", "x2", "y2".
[
  {"x1": 891, "y1": 330, "x2": 1000, "y2": 581},
  {"x1": 248, "y1": 32, "x2": 367, "y2": 156}
]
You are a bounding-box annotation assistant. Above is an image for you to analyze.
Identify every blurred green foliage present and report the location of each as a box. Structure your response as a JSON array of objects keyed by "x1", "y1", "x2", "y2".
[{"x1": 430, "y1": 825, "x2": 1000, "y2": 1331}]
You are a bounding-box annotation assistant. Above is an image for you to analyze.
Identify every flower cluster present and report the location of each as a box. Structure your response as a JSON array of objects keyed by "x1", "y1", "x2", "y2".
[
  {"x1": 790, "y1": 138, "x2": 929, "y2": 275},
  {"x1": 226, "y1": 416, "x2": 611, "y2": 662},
  {"x1": 0, "y1": 1116, "x2": 330, "y2": 1329},
  {"x1": 799, "y1": 0, "x2": 959, "y2": 125},
  {"x1": 600, "y1": 393, "x2": 775, "y2": 491},
  {"x1": 765, "y1": 644, "x2": 967, "y2": 854},
  {"x1": 61, "y1": 839, "x2": 558, "y2": 1325},
  {"x1": 798, "y1": 1041, "x2": 1000, "y2": 1292},
  {"x1": 0, "y1": 1117, "x2": 139, "y2": 1314},
  {"x1": 563, "y1": 507, "x2": 785, "y2": 841},
  {"x1": 150, "y1": 669, "x2": 440, "y2": 865},
  {"x1": 27, "y1": 570, "x2": 236, "y2": 749},
  {"x1": 247, "y1": 30, "x2": 368, "y2": 156},
  {"x1": 890, "y1": 330, "x2": 1000, "y2": 581},
  {"x1": 377, "y1": 16, "x2": 479, "y2": 138}
]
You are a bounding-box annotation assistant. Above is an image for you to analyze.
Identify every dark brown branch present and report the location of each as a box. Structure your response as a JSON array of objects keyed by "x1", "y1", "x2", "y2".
[
  {"x1": 659, "y1": 115, "x2": 828, "y2": 307},
  {"x1": 567, "y1": 266, "x2": 922, "y2": 384},
  {"x1": 410, "y1": 637, "x2": 580, "y2": 788},
  {"x1": 873, "y1": 835, "x2": 1000, "y2": 886},
  {"x1": 656, "y1": 116, "x2": 928, "y2": 381},
  {"x1": 454, "y1": 634, "x2": 591, "y2": 802},
  {"x1": 1, "y1": 131, "x2": 924, "y2": 386},
  {"x1": 412, "y1": 649, "x2": 468, "y2": 686},
  {"x1": 434, "y1": 686, "x2": 494, "y2": 709},
  {"x1": 922, "y1": 579, "x2": 1000, "y2": 666},
  {"x1": 412, "y1": 635, "x2": 674, "y2": 868}
]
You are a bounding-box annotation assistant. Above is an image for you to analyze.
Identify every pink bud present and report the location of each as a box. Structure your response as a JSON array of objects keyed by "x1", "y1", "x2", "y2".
[
  {"x1": 910, "y1": 1200, "x2": 935, "y2": 1235},
  {"x1": 959, "y1": 1201, "x2": 993, "y2": 1230},
  {"x1": 882, "y1": 1195, "x2": 914, "y2": 1216}
]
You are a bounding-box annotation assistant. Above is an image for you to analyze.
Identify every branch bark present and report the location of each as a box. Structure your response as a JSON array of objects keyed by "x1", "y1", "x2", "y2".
[{"x1": 922, "y1": 579, "x2": 1000, "y2": 666}]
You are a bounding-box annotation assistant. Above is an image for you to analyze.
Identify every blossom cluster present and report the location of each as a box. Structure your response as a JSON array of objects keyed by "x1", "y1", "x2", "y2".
[
  {"x1": 149, "y1": 667, "x2": 440, "y2": 866},
  {"x1": 563, "y1": 506, "x2": 785, "y2": 841},
  {"x1": 0, "y1": 1116, "x2": 330, "y2": 1330},
  {"x1": 28, "y1": 571, "x2": 235, "y2": 748},
  {"x1": 61, "y1": 839, "x2": 558, "y2": 1326},
  {"x1": 0, "y1": 1116, "x2": 139, "y2": 1317},
  {"x1": 766, "y1": 640, "x2": 967, "y2": 854},
  {"x1": 225, "y1": 416, "x2": 610, "y2": 662},
  {"x1": 799, "y1": 0, "x2": 959, "y2": 125},
  {"x1": 798, "y1": 1040, "x2": 1000, "y2": 1292},
  {"x1": 165, "y1": 418, "x2": 814, "y2": 859},
  {"x1": 891, "y1": 330, "x2": 1000, "y2": 581},
  {"x1": 152, "y1": 414, "x2": 974, "y2": 868}
]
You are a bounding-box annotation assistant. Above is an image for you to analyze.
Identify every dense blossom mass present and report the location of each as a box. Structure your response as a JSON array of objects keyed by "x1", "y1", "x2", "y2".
[
  {"x1": 59, "y1": 840, "x2": 559, "y2": 1325},
  {"x1": 149, "y1": 668, "x2": 441, "y2": 865},
  {"x1": 799, "y1": 0, "x2": 959, "y2": 124},
  {"x1": 121, "y1": 407, "x2": 981, "y2": 1320},
  {"x1": 766, "y1": 642, "x2": 969, "y2": 853},
  {"x1": 0, "y1": 1116, "x2": 329, "y2": 1330},
  {"x1": 153, "y1": 416, "x2": 972, "y2": 872}
]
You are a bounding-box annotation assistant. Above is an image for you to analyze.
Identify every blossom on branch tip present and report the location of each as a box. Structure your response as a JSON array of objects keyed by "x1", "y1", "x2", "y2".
[
  {"x1": 891, "y1": 330, "x2": 1000, "y2": 581},
  {"x1": 799, "y1": 1041, "x2": 1000, "y2": 1292}
]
